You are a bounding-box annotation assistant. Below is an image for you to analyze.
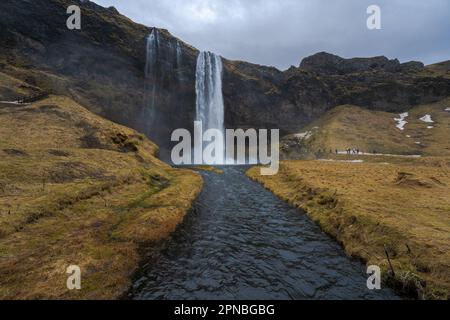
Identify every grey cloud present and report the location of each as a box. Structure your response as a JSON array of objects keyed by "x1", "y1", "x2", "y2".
[{"x1": 93, "y1": 0, "x2": 450, "y2": 70}]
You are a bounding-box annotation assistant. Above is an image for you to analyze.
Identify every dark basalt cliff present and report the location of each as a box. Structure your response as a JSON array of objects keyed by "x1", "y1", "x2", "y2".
[
  {"x1": 299, "y1": 52, "x2": 424, "y2": 75},
  {"x1": 1, "y1": 0, "x2": 450, "y2": 147},
  {"x1": 224, "y1": 52, "x2": 450, "y2": 133},
  {"x1": 0, "y1": 0, "x2": 199, "y2": 147}
]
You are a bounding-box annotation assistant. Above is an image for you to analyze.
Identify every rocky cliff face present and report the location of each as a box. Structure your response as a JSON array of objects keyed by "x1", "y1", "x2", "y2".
[
  {"x1": 223, "y1": 52, "x2": 450, "y2": 134},
  {"x1": 1, "y1": 0, "x2": 449, "y2": 148},
  {"x1": 0, "y1": 0, "x2": 199, "y2": 148},
  {"x1": 0, "y1": 0, "x2": 148, "y2": 120},
  {"x1": 299, "y1": 52, "x2": 424, "y2": 75}
]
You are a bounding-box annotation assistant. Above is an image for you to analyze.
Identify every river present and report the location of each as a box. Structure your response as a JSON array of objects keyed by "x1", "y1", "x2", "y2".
[{"x1": 130, "y1": 166, "x2": 398, "y2": 300}]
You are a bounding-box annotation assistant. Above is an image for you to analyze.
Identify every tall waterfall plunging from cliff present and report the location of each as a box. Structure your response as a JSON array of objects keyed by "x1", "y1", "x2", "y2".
[{"x1": 195, "y1": 51, "x2": 225, "y2": 164}]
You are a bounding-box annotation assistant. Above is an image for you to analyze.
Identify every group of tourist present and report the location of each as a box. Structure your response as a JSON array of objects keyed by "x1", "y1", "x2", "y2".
[
  {"x1": 315, "y1": 148, "x2": 382, "y2": 157},
  {"x1": 343, "y1": 148, "x2": 361, "y2": 155}
]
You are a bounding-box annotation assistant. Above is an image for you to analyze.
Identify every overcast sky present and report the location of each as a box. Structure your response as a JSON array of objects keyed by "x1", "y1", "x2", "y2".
[{"x1": 92, "y1": 0, "x2": 450, "y2": 70}]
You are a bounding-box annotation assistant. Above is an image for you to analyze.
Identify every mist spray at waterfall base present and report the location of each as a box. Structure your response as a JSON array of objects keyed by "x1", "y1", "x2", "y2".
[
  {"x1": 170, "y1": 51, "x2": 280, "y2": 175},
  {"x1": 171, "y1": 121, "x2": 280, "y2": 175}
]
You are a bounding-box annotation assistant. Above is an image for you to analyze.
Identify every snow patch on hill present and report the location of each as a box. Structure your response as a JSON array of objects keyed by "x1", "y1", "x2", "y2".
[
  {"x1": 420, "y1": 114, "x2": 434, "y2": 123},
  {"x1": 0, "y1": 100, "x2": 27, "y2": 105},
  {"x1": 336, "y1": 151, "x2": 421, "y2": 158},
  {"x1": 394, "y1": 112, "x2": 409, "y2": 130},
  {"x1": 319, "y1": 159, "x2": 364, "y2": 163},
  {"x1": 294, "y1": 131, "x2": 313, "y2": 140}
]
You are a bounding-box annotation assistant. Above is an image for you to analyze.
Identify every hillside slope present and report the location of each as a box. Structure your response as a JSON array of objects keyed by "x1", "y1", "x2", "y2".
[
  {"x1": 0, "y1": 84, "x2": 202, "y2": 298},
  {"x1": 281, "y1": 98, "x2": 450, "y2": 159},
  {"x1": 425, "y1": 60, "x2": 450, "y2": 78},
  {"x1": 248, "y1": 159, "x2": 450, "y2": 299}
]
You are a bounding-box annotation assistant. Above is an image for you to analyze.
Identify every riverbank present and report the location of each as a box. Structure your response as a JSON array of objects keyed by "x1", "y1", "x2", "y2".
[
  {"x1": 131, "y1": 166, "x2": 397, "y2": 300},
  {"x1": 0, "y1": 96, "x2": 203, "y2": 299},
  {"x1": 247, "y1": 159, "x2": 450, "y2": 299}
]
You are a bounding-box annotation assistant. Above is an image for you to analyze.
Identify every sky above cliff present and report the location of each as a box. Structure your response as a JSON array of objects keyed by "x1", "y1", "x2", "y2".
[{"x1": 92, "y1": 0, "x2": 450, "y2": 70}]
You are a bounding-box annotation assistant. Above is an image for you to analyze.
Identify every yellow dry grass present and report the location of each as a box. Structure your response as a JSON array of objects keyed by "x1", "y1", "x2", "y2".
[
  {"x1": 282, "y1": 98, "x2": 450, "y2": 158},
  {"x1": 0, "y1": 95, "x2": 202, "y2": 299},
  {"x1": 189, "y1": 166, "x2": 224, "y2": 174},
  {"x1": 248, "y1": 158, "x2": 450, "y2": 299}
]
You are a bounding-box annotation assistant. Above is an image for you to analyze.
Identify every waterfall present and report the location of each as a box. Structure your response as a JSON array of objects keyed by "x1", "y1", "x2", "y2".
[
  {"x1": 195, "y1": 51, "x2": 224, "y2": 135},
  {"x1": 145, "y1": 28, "x2": 159, "y2": 79},
  {"x1": 195, "y1": 51, "x2": 225, "y2": 164},
  {"x1": 176, "y1": 40, "x2": 183, "y2": 81},
  {"x1": 176, "y1": 40, "x2": 182, "y2": 68},
  {"x1": 142, "y1": 28, "x2": 159, "y2": 131}
]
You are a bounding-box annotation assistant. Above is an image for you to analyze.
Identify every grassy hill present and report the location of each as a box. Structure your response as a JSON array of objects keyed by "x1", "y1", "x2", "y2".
[
  {"x1": 425, "y1": 60, "x2": 450, "y2": 78},
  {"x1": 281, "y1": 98, "x2": 450, "y2": 159},
  {"x1": 0, "y1": 73, "x2": 202, "y2": 299},
  {"x1": 270, "y1": 96, "x2": 450, "y2": 299},
  {"x1": 248, "y1": 158, "x2": 450, "y2": 299}
]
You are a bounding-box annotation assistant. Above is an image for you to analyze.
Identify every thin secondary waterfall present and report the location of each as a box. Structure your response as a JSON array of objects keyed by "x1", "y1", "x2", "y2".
[
  {"x1": 145, "y1": 28, "x2": 159, "y2": 108},
  {"x1": 176, "y1": 40, "x2": 182, "y2": 68},
  {"x1": 143, "y1": 28, "x2": 159, "y2": 127},
  {"x1": 145, "y1": 28, "x2": 159, "y2": 78},
  {"x1": 176, "y1": 40, "x2": 183, "y2": 81},
  {"x1": 195, "y1": 51, "x2": 225, "y2": 164}
]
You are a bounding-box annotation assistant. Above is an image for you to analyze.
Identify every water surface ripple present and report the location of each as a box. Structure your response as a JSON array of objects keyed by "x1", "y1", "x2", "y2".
[{"x1": 131, "y1": 167, "x2": 398, "y2": 300}]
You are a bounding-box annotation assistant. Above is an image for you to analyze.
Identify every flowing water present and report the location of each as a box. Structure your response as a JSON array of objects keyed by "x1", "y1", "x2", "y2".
[
  {"x1": 195, "y1": 51, "x2": 225, "y2": 163},
  {"x1": 145, "y1": 28, "x2": 159, "y2": 81},
  {"x1": 176, "y1": 40, "x2": 182, "y2": 69},
  {"x1": 175, "y1": 40, "x2": 183, "y2": 81},
  {"x1": 142, "y1": 28, "x2": 160, "y2": 128},
  {"x1": 135, "y1": 40, "x2": 398, "y2": 300},
  {"x1": 195, "y1": 51, "x2": 224, "y2": 133},
  {"x1": 130, "y1": 167, "x2": 398, "y2": 300}
]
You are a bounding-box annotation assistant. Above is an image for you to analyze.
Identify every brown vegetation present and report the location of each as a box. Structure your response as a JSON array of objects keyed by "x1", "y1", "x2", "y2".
[
  {"x1": 281, "y1": 98, "x2": 450, "y2": 159},
  {"x1": 0, "y1": 95, "x2": 202, "y2": 299},
  {"x1": 248, "y1": 158, "x2": 450, "y2": 299}
]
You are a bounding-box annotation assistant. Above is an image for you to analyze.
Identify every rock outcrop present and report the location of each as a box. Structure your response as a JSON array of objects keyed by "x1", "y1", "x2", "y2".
[
  {"x1": 299, "y1": 52, "x2": 403, "y2": 75},
  {"x1": 298, "y1": 52, "x2": 425, "y2": 75}
]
